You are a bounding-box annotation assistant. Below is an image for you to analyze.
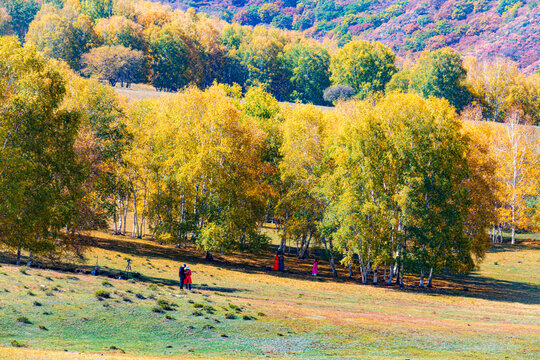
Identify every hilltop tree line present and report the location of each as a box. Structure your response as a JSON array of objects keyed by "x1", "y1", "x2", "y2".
[
  {"x1": 0, "y1": 0, "x2": 539, "y2": 123},
  {"x1": 1, "y1": 37, "x2": 538, "y2": 285}
]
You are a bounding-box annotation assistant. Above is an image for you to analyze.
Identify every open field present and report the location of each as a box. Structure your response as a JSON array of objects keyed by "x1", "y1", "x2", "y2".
[{"x1": 0, "y1": 229, "x2": 539, "y2": 359}]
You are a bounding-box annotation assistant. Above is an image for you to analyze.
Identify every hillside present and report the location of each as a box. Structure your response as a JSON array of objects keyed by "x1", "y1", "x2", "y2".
[
  {"x1": 153, "y1": 0, "x2": 540, "y2": 73},
  {"x1": 0, "y1": 229, "x2": 539, "y2": 359}
]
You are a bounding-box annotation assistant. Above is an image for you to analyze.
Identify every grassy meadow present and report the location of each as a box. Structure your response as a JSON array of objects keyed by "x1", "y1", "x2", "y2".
[{"x1": 0, "y1": 227, "x2": 538, "y2": 360}]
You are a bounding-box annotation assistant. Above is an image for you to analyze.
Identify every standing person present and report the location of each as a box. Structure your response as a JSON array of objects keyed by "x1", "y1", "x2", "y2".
[
  {"x1": 278, "y1": 254, "x2": 285, "y2": 272},
  {"x1": 184, "y1": 265, "x2": 192, "y2": 291},
  {"x1": 273, "y1": 253, "x2": 279, "y2": 271},
  {"x1": 312, "y1": 258, "x2": 318, "y2": 276},
  {"x1": 179, "y1": 264, "x2": 186, "y2": 289}
]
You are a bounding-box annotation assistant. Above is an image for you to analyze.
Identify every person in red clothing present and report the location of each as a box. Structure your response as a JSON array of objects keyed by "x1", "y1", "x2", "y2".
[
  {"x1": 184, "y1": 265, "x2": 192, "y2": 291},
  {"x1": 273, "y1": 253, "x2": 279, "y2": 271}
]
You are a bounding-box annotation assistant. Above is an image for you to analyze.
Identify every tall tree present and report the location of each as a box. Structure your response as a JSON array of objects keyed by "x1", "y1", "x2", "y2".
[
  {"x1": 82, "y1": 45, "x2": 144, "y2": 87},
  {"x1": 0, "y1": 37, "x2": 81, "y2": 264},
  {"x1": 330, "y1": 40, "x2": 397, "y2": 99},
  {"x1": 0, "y1": 0, "x2": 39, "y2": 40},
  {"x1": 284, "y1": 41, "x2": 331, "y2": 105},
  {"x1": 409, "y1": 48, "x2": 470, "y2": 111}
]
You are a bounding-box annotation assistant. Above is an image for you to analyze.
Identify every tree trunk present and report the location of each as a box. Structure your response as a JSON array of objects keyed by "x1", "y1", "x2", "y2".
[
  {"x1": 298, "y1": 231, "x2": 312, "y2": 259},
  {"x1": 321, "y1": 236, "x2": 338, "y2": 277},
  {"x1": 113, "y1": 204, "x2": 118, "y2": 235},
  {"x1": 348, "y1": 264, "x2": 353, "y2": 278},
  {"x1": 132, "y1": 194, "x2": 138, "y2": 238},
  {"x1": 511, "y1": 227, "x2": 516, "y2": 245},
  {"x1": 122, "y1": 196, "x2": 128, "y2": 235},
  {"x1": 373, "y1": 266, "x2": 378, "y2": 285},
  {"x1": 16, "y1": 247, "x2": 21, "y2": 266},
  {"x1": 419, "y1": 269, "x2": 425, "y2": 287},
  {"x1": 399, "y1": 262, "x2": 404, "y2": 287},
  {"x1": 427, "y1": 267, "x2": 433, "y2": 288},
  {"x1": 387, "y1": 264, "x2": 394, "y2": 285},
  {"x1": 359, "y1": 263, "x2": 368, "y2": 284},
  {"x1": 26, "y1": 253, "x2": 33, "y2": 268}
]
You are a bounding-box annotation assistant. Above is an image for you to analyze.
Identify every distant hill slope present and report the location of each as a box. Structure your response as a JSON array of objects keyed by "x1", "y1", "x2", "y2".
[{"x1": 152, "y1": 0, "x2": 540, "y2": 73}]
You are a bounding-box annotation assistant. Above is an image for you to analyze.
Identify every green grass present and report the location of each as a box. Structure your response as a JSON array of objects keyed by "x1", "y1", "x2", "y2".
[{"x1": 0, "y1": 231, "x2": 538, "y2": 359}]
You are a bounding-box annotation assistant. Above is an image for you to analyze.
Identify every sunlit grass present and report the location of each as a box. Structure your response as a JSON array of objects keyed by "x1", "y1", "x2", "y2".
[{"x1": 0, "y1": 230, "x2": 538, "y2": 359}]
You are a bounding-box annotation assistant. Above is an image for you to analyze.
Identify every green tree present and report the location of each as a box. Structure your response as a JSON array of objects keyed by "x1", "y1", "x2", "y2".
[
  {"x1": 330, "y1": 40, "x2": 397, "y2": 98},
  {"x1": 238, "y1": 29, "x2": 290, "y2": 101},
  {"x1": 409, "y1": 48, "x2": 471, "y2": 111},
  {"x1": 0, "y1": 37, "x2": 82, "y2": 265},
  {"x1": 147, "y1": 21, "x2": 199, "y2": 91},
  {"x1": 323, "y1": 93, "x2": 495, "y2": 286},
  {"x1": 80, "y1": 0, "x2": 113, "y2": 20},
  {"x1": 284, "y1": 42, "x2": 331, "y2": 104},
  {"x1": 0, "y1": 0, "x2": 39, "y2": 39},
  {"x1": 26, "y1": 6, "x2": 98, "y2": 70}
]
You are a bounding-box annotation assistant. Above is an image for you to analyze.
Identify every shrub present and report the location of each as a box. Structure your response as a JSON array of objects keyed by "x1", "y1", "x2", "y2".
[
  {"x1": 323, "y1": 85, "x2": 355, "y2": 103},
  {"x1": 225, "y1": 313, "x2": 237, "y2": 319},
  {"x1": 94, "y1": 290, "x2": 111, "y2": 300},
  {"x1": 102, "y1": 280, "x2": 113, "y2": 287},
  {"x1": 38, "y1": 324, "x2": 48, "y2": 331},
  {"x1": 192, "y1": 310, "x2": 203, "y2": 316},
  {"x1": 10, "y1": 340, "x2": 27, "y2": 348},
  {"x1": 148, "y1": 284, "x2": 158, "y2": 291},
  {"x1": 242, "y1": 315, "x2": 255, "y2": 320},
  {"x1": 19, "y1": 267, "x2": 27, "y2": 275},
  {"x1": 165, "y1": 315, "x2": 175, "y2": 320},
  {"x1": 193, "y1": 302, "x2": 204, "y2": 308},
  {"x1": 16, "y1": 316, "x2": 31, "y2": 324},
  {"x1": 157, "y1": 299, "x2": 174, "y2": 311},
  {"x1": 135, "y1": 293, "x2": 145, "y2": 300},
  {"x1": 151, "y1": 306, "x2": 164, "y2": 313},
  {"x1": 33, "y1": 301, "x2": 42, "y2": 307},
  {"x1": 203, "y1": 305, "x2": 215, "y2": 314}
]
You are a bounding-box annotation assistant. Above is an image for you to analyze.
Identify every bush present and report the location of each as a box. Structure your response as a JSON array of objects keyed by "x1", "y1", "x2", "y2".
[
  {"x1": 193, "y1": 302, "x2": 204, "y2": 308},
  {"x1": 242, "y1": 315, "x2": 256, "y2": 320},
  {"x1": 323, "y1": 85, "x2": 355, "y2": 103},
  {"x1": 135, "y1": 293, "x2": 146, "y2": 300},
  {"x1": 192, "y1": 310, "x2": 203, "y2": 316},
  {"x1": 101, "y1": 280, "x2": 113, "y2": 287},
  {"x1": 38, "y1": 324, "x2": 48, "y2": 331},
  {"x1": 151, "y1": 306, "x2": 164, "y2": 313},
  {"x1": 225, "y1": 313, "x2": 237, "y2": 319},
  {"x1": 203, "y1": 305, "x2": 215, "y2": 314},
  {"x1": 16, "y1": 316, "x2": 31, "y2": 324},
  {"x1": 157, "y1": 299, "x2": 174, "y2": 311},
  {"x1": 33, "y1": 301, "x2": 42, "y2": 307},
  {"x1": 10, "y1": 340, "x2": 27, "y2": 347},
  {"x1": 94, "y1": 290, "x2": 111, "y2": 300}
]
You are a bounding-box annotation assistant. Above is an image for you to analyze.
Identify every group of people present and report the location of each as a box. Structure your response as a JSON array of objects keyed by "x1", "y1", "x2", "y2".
[
  {"x1": 272, "y1": 252, "x2": 319, "y2": 277},
  {"x1": 178, "y1": 255, "x2": 320, "y2": 291},
  {"x1": 178, "y1": 264, "x2": 192, "y2": 290},
  {"x1": 272, "y1": 252, "x2": 285, "y2": 271}
]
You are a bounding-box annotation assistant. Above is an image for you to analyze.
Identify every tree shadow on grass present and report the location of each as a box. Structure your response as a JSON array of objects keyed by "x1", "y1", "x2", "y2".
[
  {"x1": 77, "y1": 236, "x2": 540, "y2": 305},
  {"x1": 423, "y1": 273, "x2": 540, "y2": 305},
  {"x1": 2, "y1": 233, "x2": 538, "y2": 305}
]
